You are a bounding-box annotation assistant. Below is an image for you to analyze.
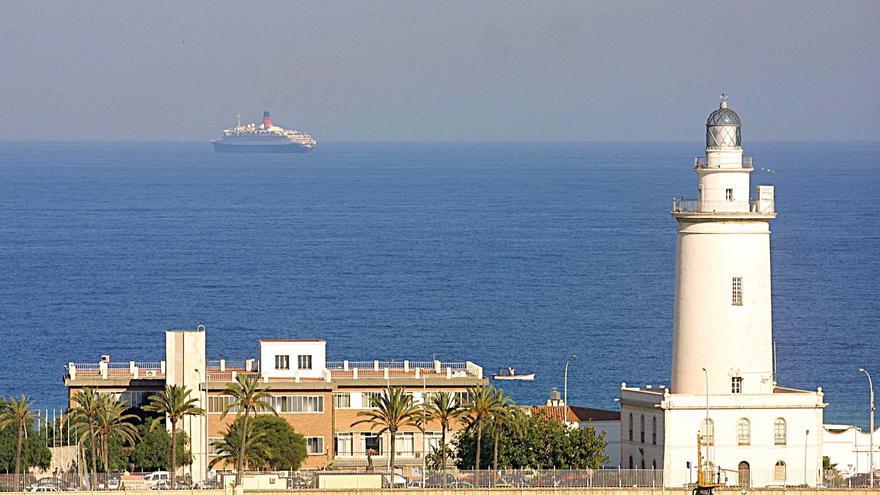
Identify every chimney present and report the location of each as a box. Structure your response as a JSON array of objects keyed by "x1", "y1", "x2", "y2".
[{"x1": 262, "y1": 111, "x2": 272, "y2": 127}]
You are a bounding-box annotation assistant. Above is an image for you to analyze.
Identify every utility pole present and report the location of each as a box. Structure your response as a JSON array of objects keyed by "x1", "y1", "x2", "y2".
[{"x1": 859, "y1": 368, "x2": 875, "y2": 488}]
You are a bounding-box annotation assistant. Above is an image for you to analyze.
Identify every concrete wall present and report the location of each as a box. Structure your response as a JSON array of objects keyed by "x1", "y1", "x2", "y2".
[{"x1": 12, "y1": 488, "x2": 880, "y2": 495}]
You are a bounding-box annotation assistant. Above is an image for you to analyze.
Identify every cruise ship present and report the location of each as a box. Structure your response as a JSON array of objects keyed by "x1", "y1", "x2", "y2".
[{"x1": 212, "y1": 112, "x2": 316, "y2": 153}]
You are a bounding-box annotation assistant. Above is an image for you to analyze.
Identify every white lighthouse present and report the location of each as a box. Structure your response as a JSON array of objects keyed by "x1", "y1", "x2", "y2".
[
  {"x1": 671, "y1": 94, "x2": 777, "y2": 396},
  {"x1": 619, "y1": 96, "x2": 825, "y2": 488}
]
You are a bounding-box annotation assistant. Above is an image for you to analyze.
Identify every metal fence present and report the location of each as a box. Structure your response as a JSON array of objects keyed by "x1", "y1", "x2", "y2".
[{"x1": 3, "y1": 469, "x2": 878, "y2": 491}]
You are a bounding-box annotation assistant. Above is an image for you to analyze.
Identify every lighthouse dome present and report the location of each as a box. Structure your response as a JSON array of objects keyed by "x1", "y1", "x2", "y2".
[{"x1": 706, "y1": 96, "x2": 741, "y2": 148}]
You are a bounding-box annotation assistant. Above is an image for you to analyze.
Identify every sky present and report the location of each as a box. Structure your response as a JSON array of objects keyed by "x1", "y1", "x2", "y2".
[{"x1": 0, "y1": 1, "x2": 877, "y2": 142}]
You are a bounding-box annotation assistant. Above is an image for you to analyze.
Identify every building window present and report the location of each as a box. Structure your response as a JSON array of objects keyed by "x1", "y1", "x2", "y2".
[
  {"x1": 363, "y1": 391, "x2": 384, "y2": 408},
  {"x1": 640, "y1": 458, "x2": 645, "y2": 469},
  {"x1": 395, "y1": 432, "x2": 415, "y2": 457},
  {"x1": 652, "y1": 416, "x2": 657, "y2": 445},
  {"x1": 640, "y1": 415, "x2": 645, "y2": 443},
  {"x1": 333, "y1": 393, "x2": 351, "y2": 409},
  {"x1": 737, "y1": 418, "x2": 751, "y2": 445},
  {"x1": 628, "y1": 413, "x2": 634, "y2": 441},
  {"x1": 424, "y1": 432, "x2": 442, "y2": 456},
  {"x1": 362, "y1": 433, "x2": 383, "y2": 455},
  {"x1": 207, "y1": 437, "x2": 223, "y2": 456},
  {"x1": 700, "y1": 418, "x2": 715, "y2": 446},
  {"x1": 725, "y1": 188, "x2": 734, "y2": 201},
  {"x1": 269, "y1": 395, "x2": 324, "y2": 413},
  {"x1": 334, "y1": 433, "x2": 353, "y2": 456},
  {"x1": 652, "y1": 460, "x2": 657, "y2": 469},
  {"x1": 629, "y1": 456, "x2": 634, "y2": 469},
  {"x1": 306, "y1": 436, "x2": 325, "y2": 455},
  {"x1": 774, "y1": 418, "x2": 787, "y2": 445},
  {"x1": 732, "y1": 277, "x2": 743, "y2": 305},
  {"x1": 208, "y1": 395, "x2": 237, "y2": 414},
  {"x1": 453, "y1": 391, "x2": 471, "y2": 405},
  {"x1": 298, "y1": 354, "x2": 313, "y2": 370},
  {"x1": 275, "y1": 354, "x2": 290, "y2": 370},
  {"x1": 774, "y1": 460, "x2": 786, "y2": 482},
  {"x1": 731, "y1": 376, "x2": 743, "y2": 394}
]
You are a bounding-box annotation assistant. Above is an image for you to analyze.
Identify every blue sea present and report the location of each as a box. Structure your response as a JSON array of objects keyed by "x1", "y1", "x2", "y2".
[{"x1": 0, "y1": 141, "x2": 877, "y2": 428}]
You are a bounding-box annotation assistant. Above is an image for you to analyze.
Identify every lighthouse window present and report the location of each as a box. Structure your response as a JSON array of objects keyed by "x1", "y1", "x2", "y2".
[
  {"x1": 732, "y1": 277, "x2": 743, "y2": 305},
  {"x1": 725, "y1": 188, "x2": 734, "y2": 201},
  {"x1": 731, "y1": 376, "x2": 743, "y2": 394}
]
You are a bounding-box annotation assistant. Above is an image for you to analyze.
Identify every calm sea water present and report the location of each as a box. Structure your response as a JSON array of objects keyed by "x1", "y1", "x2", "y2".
[{"x1": 0, "y1": 141, "x2": 877, "y2": 428}]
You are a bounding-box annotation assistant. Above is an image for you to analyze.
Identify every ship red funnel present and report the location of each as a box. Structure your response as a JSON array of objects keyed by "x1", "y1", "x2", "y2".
[{"x1": 262, "y1": 111, "x2": 272, "y2": 127}]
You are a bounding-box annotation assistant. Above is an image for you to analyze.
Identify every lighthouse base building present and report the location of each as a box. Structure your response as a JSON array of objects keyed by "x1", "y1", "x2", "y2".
[{"x1": 619, "y1": 97, "x2": 827, "y2": 488}]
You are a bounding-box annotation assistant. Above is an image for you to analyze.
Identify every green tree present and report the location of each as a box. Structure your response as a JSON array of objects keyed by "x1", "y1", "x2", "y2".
[
  {"x1": 454, "y1": 410, "x2": 607, "y2": 469},
  {"x1": 247, "y1": 416, "x2": 307, "y2": 470},
  {"x1": 67, "y1": 389, "x2": 102, "y2": 489},
  {"x1": 208, "y1": 421, "x2": 267, "y2": 471},
  {"x1": 95, "y1": 394, "x2": 140, "y2": 476},
  {"x1": 424, "y1": 392, "x2": 466, "y2": 474},
  {"x1": 489, "y1": 391, "x2": 515, "y2": 474},
  {"x1": 130, "y1": 424, "x2": 193, "y2": 471},
  {"x1": 352, "y1": 387, "x2": 423, "y2": 475},
  {"x1": 462, "y1": 384, "x2": 507, "y2": 471},
  {"x1": 221, "y1": 374, "x2": 275, "y2": 485},
  {"x1": 0, "y1": 395, "x2": 36, "y2": 491},
  {"x1": 0, "y1": 418, "x2": 51, "y2": 474},
  {"x1": 144, "y1": 385, "x2": 204, "y2": 488}
]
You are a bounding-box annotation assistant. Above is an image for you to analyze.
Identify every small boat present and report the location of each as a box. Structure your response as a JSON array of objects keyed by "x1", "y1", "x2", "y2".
[{"x1": 492, "y1": 367, "x2": 535, "y2": 381}]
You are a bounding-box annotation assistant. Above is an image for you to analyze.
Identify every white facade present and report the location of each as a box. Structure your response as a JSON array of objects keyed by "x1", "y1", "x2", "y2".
[
  {"x1": 258, "y1": 339, "x2": 327, "y2": 379},
  {"x1": 620, "y1": 97, "x2": 826, "y2": 487},
  {"x1": 165, "y1": 328, "x2": 208, "y2": 483},
  {"x1": 823, "y1": 424, "x2": 880, "y2": 476}
]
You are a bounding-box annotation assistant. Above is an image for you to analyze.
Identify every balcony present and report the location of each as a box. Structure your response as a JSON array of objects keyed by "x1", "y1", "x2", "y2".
[
  {"x1": 672, "y1": 197, "x2": 775, "y2": 216},
  {"x1": 66, "y1": 361, "x2": 165, "y2": 381},
  {"x1": 694, "y1": 156, "x2": 753, "y2": 169}
]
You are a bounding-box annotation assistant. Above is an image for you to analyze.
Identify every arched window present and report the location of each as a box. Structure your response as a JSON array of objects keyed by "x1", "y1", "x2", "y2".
[
  {"x1": 640, "y1": 414, "x2": 645, "y2": 443},
  {"x1": 640, "y1": 458, "x2": 645, "y2": 469},
  {"x1": 629, "y1": 413, "x2": 634, "y2": 441},
  {"x1": 652, "y1": 459, "x2": 657, "y2": 470},
  {"x1": 774, "y1": 418, "x2": 787, "y2": 445},
  {"x1": 700, "y1": 418, "x2": 715, "y2": 446},
  {"x1": 652, "y1": 416, "x2": 657, "y2": 444},
  {"x1": 737, "y1": 418, "x2": 751, "y2": 446},
  {"x1": 774, "y1": 460, "x2": 786, "y2": 482},
  {"x1": 629, "y1": 456, "x2": 634, "y2": 469}
]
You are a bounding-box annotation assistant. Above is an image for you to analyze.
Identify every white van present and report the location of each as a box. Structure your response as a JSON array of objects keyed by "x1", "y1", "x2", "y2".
[{"x1": 144, "y1": 471, "x2": 170, "y2": 488}]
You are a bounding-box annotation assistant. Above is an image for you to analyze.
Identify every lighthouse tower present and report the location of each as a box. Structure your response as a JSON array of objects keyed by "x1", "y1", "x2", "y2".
[
  {"x1": 670, "y1": 95, "x2": 777, "y2": 396},
  {"x1": 619, "y1": 97, "x2": 825, "y2": 488}
]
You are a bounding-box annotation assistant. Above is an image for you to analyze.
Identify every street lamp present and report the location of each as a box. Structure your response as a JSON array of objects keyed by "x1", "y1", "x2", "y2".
[
  {"x1": 804, "y1": 429, "x2": 810, "y2": 486},
  {"x1": 859, "y1": 368, "x2": 875, "y2": 488},
  {"x1": 564, "y1": 355, "x2": 576, "y2": 409}
]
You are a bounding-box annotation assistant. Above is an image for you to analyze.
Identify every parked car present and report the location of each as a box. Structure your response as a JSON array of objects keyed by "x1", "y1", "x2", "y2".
[{"x1": 30, "y1": 487, "x2": 59, "y2": 493}]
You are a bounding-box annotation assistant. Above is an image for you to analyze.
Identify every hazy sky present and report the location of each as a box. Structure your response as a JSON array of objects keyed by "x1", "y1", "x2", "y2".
[{"x1": 1, "y1": 1, "x2": 877, "y2": 141}]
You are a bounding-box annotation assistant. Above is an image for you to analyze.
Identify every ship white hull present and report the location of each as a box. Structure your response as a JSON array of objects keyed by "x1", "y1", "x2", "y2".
[{"x1": 212, "y1": 141, "x2": 314, "y2": 153}]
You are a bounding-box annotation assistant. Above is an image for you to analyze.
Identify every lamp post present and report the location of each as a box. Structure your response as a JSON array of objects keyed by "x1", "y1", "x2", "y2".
[
  {"x1": 701, "y1": 367, "x2": 710, "y2": 474},
  {"x1": 859, "y1": 368, "x2": 875, "y2": 488},
  {"x1": 563, "y1": 354, "x2": 576, "y2": 409},
  {"x1": 195, "y1": 368, "x2": 208, "y2": 485},
  {"x1": 804, "y1": 429, "x2": 810, "y2": 486}
]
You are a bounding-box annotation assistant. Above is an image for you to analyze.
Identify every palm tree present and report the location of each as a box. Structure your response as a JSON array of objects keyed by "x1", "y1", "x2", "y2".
[
  {"x1": 208, "y1": 421, "x2": 267, "y2": 470},
  {"x1": 424, "y1": 392, "x2": 466, "y2": 474},
  {"x1": 144, "y1": 385, "x2": 205, "y2": 488},
  {"x1": 490, "y1": 390, "x2": 514, "y2": 474},
  {"x1": 67, "y1": 389, "x2": 102, "y2": 489},
  {"x1": 352, "y1": 387, "x2": 423, "y2": 478},
  {"x1": 221, "y1": 373, "x2": 275, "y2": 486},
  {"x1": 95, "y1": 394, "x2": 140, "y2": 479},
  {"x1": 0, "y1": 395, "x2": 34, "y2": 491},
  {"x1": 463, "y1": 384, "x2": 507, "y2": 471}
]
